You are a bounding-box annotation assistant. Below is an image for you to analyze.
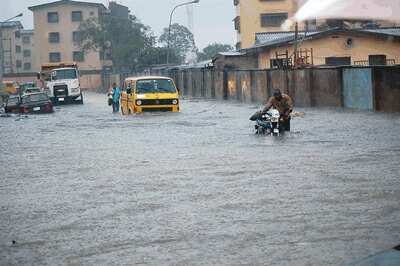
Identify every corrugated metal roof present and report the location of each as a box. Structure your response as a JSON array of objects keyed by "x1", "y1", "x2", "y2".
[
  {"x1": 363, "y1": 27, "x2": 400, "y2": 37},
  {"x1": 0, "y1": 21, "x2": 23, "y2": 28},
  {"x1": 218, "y1": 51, "x2": 245, "y2": 56},
  {"x1": 21, "y1": 30, "x2": 34, "y2": 35},
  {"x1": 29, "y1": 0, "x2": 106, "y2": 11},
  {"x1": 255, "y1": 30, "x2": 322, "y2": 46},
  {"x1": 252, "y1": 27, "x2": 400, "y2": 50}
]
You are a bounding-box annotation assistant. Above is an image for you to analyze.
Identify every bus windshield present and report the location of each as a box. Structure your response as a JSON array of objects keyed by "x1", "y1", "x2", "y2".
[
  {"x1": 136, "y1": 79, "x2": 177, "y2": 94},
  {"x1": 52, "y1": 69, "x2": 77, "y2": 80}
]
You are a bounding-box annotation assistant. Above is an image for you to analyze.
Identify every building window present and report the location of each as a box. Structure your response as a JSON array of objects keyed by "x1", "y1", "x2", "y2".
[
  {"x1": 325, "y1": 57, "x2": 351, "y2": 66},
  {"x1": 90, "y1": 11, "x2": 95, "y2": 16},
  {"x1": 260, "y1": 13, "x2": 288, "y2": 27},
  {"x1": 73, "y1": 51, "x2": 84, "y2": 62},
  {"x1": 369, "y1": 55, "x2": 387, "y2": 65},
  {"x1": 72, "y1": 11, "x2": 83, "y2": 22},
  {"x1": 99, "y1": 50, "x2": 112, "y2": 60},
  {"x1": 49, "y1": 32, "x2": 60, "y2": 43},
  {"x1": 48, "y1": 12, "x2": 59, "y2": 23},
  {"x1": 15, "y1": 31, "x2": 21, "y2": 38},
  {"x1": 15, "y1": 45, "x2": 21, "y2": 53},
  {"x1": 234, "y1": 16, "x2": 240, "y2": 33},
  {"x1": 23, "y1": 50, "x2": 31, "y2": 57},
  {"x1": 305, "y1": 19, "x2": 317, "y2": 31},
  {"x1": 24, "y1": 62, "x2": 31, "y2": 70},
  {"x1": 22, "y1": 36, "x2": 31, "y2": 44},
  {"x1": 16, "y1": 60, "x2": 22, "y2": 68},
  {"x1": 72, "y1": 31, "x2": 82, "y2": 43},
  {"x1": 49, "y1": 52, "x2": 61, "y2": 62}
]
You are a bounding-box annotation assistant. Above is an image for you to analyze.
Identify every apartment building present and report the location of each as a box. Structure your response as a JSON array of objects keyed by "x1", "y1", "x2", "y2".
[
  {"x1": 234, "y1": 0, "x2": 300, "y2": 49},
  {"x1": 28, "y1": 0, "x2": 108, "y2": 72},
  {"x1": 0, "y1": 21, "x2": 24, "y2": 74},
  {"x1": 16, "y1": 30, "x2": 35, "y2": 73},
  {"x1": 233, "y1": 0, "x2": 400, "y2": 50}
]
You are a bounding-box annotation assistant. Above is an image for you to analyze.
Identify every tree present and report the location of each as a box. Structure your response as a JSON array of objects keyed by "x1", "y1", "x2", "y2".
[
  {"x1": 159, "y1": 23, "x2": 196, "y2": 64},
  {"x1": 78, "y1": 14, "x2": 156, "y2": 72},
  {"x1": 197, "y1": 43, "x2": 234, "y2": 61}
]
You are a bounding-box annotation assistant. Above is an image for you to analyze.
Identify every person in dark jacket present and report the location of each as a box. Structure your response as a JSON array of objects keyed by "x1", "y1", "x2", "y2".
[{"x1": 111, "y1": 83, "x2": 121, "y2": 113}]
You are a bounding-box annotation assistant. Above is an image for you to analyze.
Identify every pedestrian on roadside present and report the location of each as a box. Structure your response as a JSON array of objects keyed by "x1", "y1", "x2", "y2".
[{"x1": 111, "y1": 82, "x2": 121, "y2": 113}]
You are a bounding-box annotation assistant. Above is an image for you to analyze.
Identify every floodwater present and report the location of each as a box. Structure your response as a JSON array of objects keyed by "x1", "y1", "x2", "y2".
[{"x1": 1, "y1": 92, "x2": 399, "y2": 265}]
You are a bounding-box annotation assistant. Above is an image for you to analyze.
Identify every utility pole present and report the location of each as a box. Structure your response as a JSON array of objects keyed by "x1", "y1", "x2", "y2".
[
  {"x1": 293, "y1": 22, "x2": 299, "y2": 67},
  {"x1": 166, "y1": 0, "x2": 199, "y2": 65}
]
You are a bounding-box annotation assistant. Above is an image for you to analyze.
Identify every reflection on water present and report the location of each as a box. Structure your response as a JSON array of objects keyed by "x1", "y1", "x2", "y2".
[{"x1": 1, "y1": 92, "x2": 399, "y2": 265}]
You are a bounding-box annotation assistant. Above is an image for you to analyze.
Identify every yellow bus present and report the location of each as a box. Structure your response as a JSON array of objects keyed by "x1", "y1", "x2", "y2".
[{"x1": 120, "y1": 76, "x2": 180, "y2": 114}]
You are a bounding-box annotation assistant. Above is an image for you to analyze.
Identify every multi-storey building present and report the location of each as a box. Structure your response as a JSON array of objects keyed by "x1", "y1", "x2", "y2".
[
  {"x1": 15, "y1": 30, "x2": 35, "y2": 73},
  {"x1": 233, "y1": 0, "x2": 400, "y2": 50},
  {"x1": 28, "y1": 0, "x2": 108, "y2": 72},
  {"x1": 0, "y1": 21, "x2": 24, "y2": 74},
  {"x1": 234, "y1": 0, "x2": 300, "y2": 49}
]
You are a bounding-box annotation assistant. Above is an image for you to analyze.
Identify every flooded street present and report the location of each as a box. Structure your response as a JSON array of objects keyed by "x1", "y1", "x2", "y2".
[{"x1": 1, "y1": 92, "x2": 399, "y2": 265}]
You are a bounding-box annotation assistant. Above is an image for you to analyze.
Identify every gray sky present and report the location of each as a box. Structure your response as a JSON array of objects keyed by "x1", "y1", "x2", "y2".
[{"x1": 2, "y1": 0, "x2": 236, "y2": 49}]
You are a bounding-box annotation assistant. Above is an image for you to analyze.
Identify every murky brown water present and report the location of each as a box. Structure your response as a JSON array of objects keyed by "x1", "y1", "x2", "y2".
[{"x1": 1, "y1": 92, "x2": 399, "y2": 265}]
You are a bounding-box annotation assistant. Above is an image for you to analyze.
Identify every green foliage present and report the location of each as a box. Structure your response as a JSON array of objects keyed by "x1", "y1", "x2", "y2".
[
  {"x1": 78, "y1": 14, "x2": 156, "y2": 71},
  {"x1": 197, "y1": 43, "x2": 234, "y2": 61},
  {"x1": 159, "y1": 23, "x2": 197, "y2": 64}
]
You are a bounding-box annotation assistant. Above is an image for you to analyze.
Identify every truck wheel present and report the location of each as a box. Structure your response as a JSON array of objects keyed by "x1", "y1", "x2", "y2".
[{"x1": 77, "y1": 93, "x2": 84, "y2": 104}]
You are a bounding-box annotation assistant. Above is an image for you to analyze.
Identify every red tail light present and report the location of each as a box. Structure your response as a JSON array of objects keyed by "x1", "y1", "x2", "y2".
[
  {"x1": 44, "y1": 103, "x2": 53, "y2": 112},
  {"x1": 20, "y1": 107, "x2": 29, "y2": 113}
]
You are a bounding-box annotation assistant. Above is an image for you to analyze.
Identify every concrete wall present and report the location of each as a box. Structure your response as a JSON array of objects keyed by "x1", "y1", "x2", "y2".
[
  {"x1": 144, "y1": 65, "x2": 399, "y2": 112},
  {"x1": 213, "y1": 54, "x2": 258, "y2": 70},
  {"x1": 343, "y1": 68, "x2": 373, "y2": 110},
  {"x1": 373, "y1": 66, "x2": 400, "y2": 112},
  {"x1": 312, "y1": 68, "x2": 342, "y2": 107}
]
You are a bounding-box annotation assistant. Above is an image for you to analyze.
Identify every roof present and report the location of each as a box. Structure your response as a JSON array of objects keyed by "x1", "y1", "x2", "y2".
[
  {"x1": 250, "y1": 27, "x2": 400, "y2": 51},
  {"x1": 363, "y1": 27, "x2": 400, "y2": 37},
  {"x1": 28, "y1": 0, "x2": 106, "y2": 11},
  {"x1": 124, "y1": 76, "x2": 174, "y2": 81},
  {"x1": 0, "y1": 21, "x2": 23, "y2": 29},
  {"x1": 21, "y1": 30, "x2": 34, "y2": 35},
  {"x1": 217, "y1": 51, "x2": 245, "y2": 57}
]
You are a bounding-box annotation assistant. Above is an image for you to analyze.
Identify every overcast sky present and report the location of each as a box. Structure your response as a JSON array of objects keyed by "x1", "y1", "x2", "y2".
[{"x1": 2, "y1": 0, "x2": 236, "y2": 49}]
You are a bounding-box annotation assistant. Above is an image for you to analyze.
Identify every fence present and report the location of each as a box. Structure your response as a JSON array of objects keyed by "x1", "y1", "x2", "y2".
[{"x1": 146, "y1": 65, "x2": 400, "y2": 112}]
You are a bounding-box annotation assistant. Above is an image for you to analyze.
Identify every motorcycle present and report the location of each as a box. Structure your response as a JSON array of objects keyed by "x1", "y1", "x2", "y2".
[{"x1": 250, "y1": 108, "x2": 282, "y2": 136}]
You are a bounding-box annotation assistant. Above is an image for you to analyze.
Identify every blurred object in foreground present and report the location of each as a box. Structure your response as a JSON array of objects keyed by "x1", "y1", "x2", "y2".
[{"x1": 294, "y1": 0, "x2": 400, "y2": 22}]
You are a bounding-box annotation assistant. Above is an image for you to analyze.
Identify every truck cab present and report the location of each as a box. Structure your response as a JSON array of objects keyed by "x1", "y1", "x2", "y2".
[{"x1": 39, "y1": 63, "x2": 83, "y2": 104}]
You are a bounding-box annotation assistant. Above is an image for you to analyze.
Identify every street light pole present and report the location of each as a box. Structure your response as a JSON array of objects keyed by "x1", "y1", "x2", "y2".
[
  {"x1": 166, "y1": 0, "x2": 199, "y2": 65},
  {"x1": 0, "y1": 13, "x2": 23, "y2": 85}
]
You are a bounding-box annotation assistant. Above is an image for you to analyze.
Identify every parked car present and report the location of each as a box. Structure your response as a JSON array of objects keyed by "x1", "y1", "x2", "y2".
[
  {"x1": 4, "y1": 95, "x2": 21, "y2": 113},
  {"x1": 19, "y1": 92, "x2": 54, "y2": 114},
  {"x1": 20, "y1": 82, "x2": 41, "y2": 94}
]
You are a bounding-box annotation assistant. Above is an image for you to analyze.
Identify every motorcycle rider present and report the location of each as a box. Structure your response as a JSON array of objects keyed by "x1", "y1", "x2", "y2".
[{"x1": 263, "y1": 89, "x2": 293, "y2": 131}]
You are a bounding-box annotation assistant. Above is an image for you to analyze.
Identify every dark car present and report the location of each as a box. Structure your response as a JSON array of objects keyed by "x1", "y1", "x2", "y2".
[
  {"x1": 5, "y1": 95, "x2": 21, "y2": 113},
  {"x1": 19, "y1": 92, "x2": 54, "y2": 114}
]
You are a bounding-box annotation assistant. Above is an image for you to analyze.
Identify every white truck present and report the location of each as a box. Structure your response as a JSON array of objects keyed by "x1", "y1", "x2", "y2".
[{"x1": 38, "y1": 62, "x2": 83, "y2": 104}]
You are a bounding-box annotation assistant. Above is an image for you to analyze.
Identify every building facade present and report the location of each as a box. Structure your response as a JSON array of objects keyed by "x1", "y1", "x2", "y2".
[
  {"x1": 233, "y1": 0, "x2": 400, "y2": 50},
  {"x1": 234, "y1": 0, "x2": 300, "y2": 49},
  {"x1": 28, "y1": 0, "x2": 108, "y2": 72},
  {"x1": 250, "y1": 28, "x2": 400, "y2": 69},
  {"x1": 0, "y1": 21, "x2": 24, "y2": 74},
  {"x1": 17, "y1": 30, "x2": 35, "y2": 73}
]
